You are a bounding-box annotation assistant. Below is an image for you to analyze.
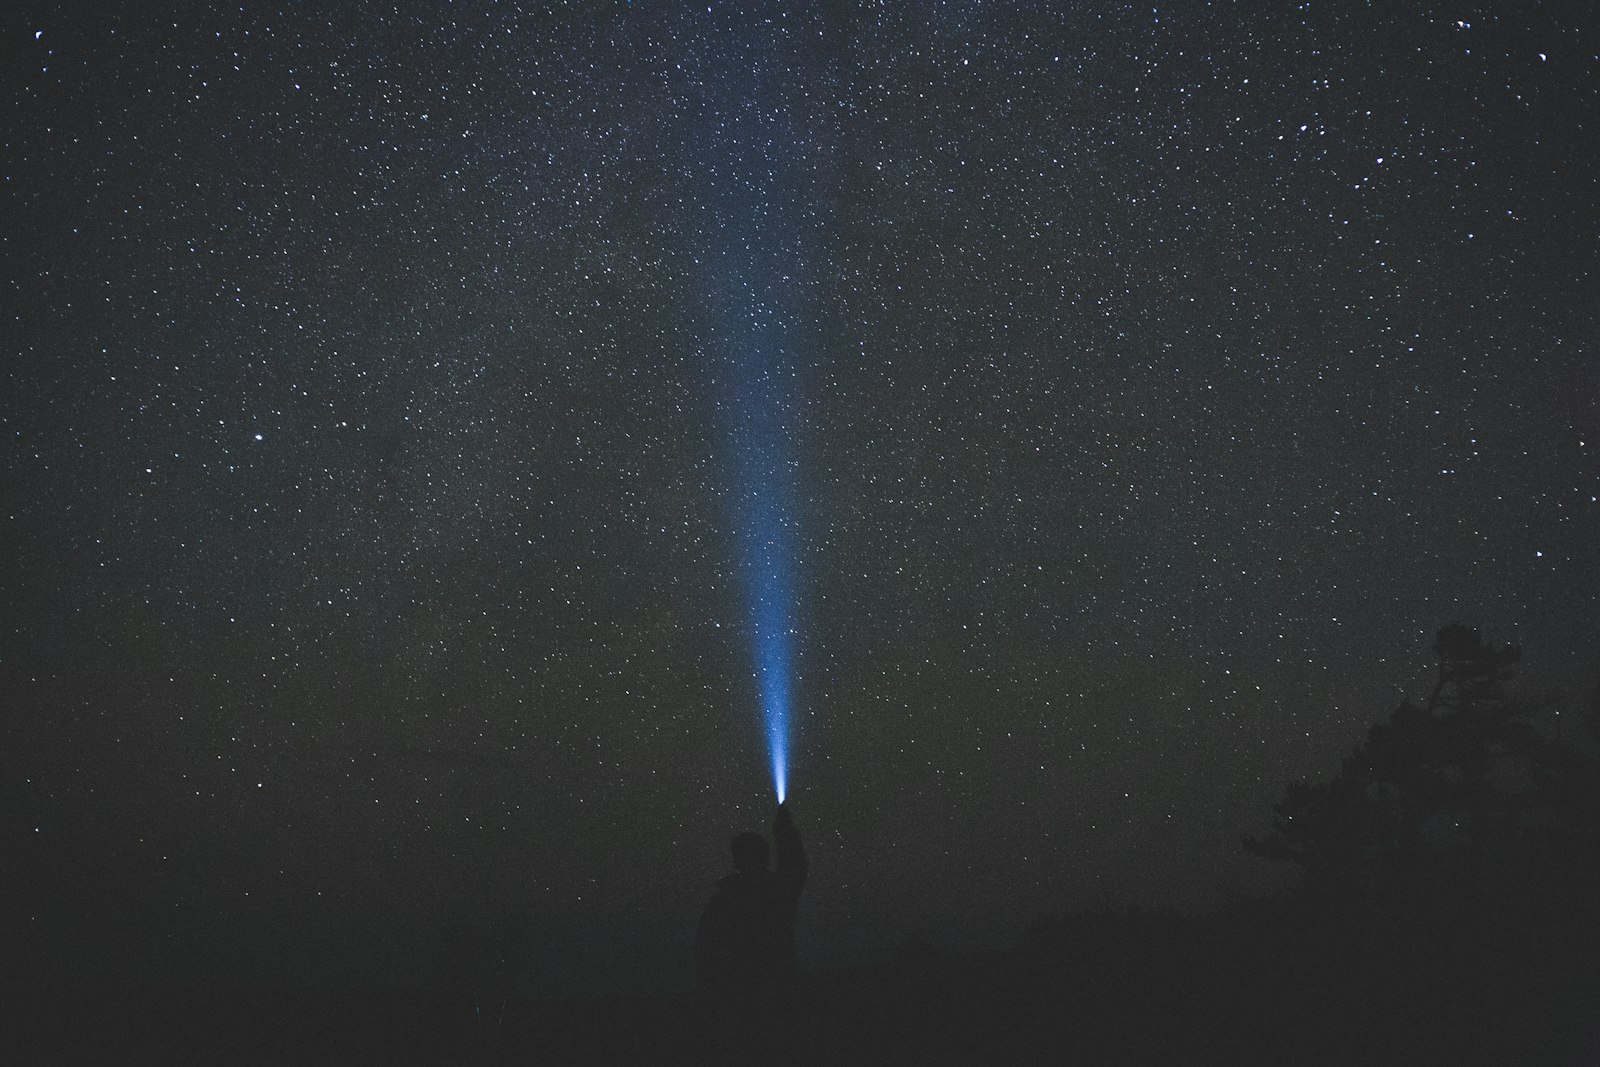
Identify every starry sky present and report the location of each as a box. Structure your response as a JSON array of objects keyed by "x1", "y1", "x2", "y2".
[{"x1": 5, "y1": 2, "x2": 1597, "y2": 996}]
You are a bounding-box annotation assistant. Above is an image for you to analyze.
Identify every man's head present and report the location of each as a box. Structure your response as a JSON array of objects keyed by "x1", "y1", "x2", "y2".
[{"x1": 730, "y1": 831, "x2": 770, "y2": 872}]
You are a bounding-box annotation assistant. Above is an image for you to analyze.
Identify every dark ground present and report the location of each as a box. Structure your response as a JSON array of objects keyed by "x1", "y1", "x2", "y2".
[{"x1": 7, "y1": 891, "x2": 1597, "y2": 1066}]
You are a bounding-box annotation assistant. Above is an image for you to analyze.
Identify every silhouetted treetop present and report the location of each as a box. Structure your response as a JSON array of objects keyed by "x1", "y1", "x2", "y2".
[
  {"x1": 1424, "y1": 622, "x2": 1519, "y2": 717},
  {"x1": 1244, "y1": 624, "x2": 1597, "y2": 896}
]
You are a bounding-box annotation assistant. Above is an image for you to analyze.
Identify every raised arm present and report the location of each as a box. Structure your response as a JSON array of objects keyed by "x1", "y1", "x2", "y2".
[{"x1": 773, "y1": 801, "x2": 807, "y2": 897}]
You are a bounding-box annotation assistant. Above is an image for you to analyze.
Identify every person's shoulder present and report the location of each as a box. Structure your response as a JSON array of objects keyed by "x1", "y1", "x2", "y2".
[{"x1": 718, "y1": 870, "x2": 777, "y2": 894}]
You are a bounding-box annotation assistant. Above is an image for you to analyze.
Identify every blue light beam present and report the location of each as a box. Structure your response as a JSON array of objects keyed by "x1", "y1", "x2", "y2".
[
  {"x1": 693, "y1": 18, "x2": 815, "y2": 803},
  {"x1": 709, "y1": 199, "x2": 803, "y2": 806},
  {"x1": 737, "y1": 429, "x2": 797, "y2": 805}
]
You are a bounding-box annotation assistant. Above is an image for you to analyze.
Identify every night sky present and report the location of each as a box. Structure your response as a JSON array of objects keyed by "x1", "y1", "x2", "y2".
[{"x1": 5, "y1": 2, "x2": 1597, "y2": 996}]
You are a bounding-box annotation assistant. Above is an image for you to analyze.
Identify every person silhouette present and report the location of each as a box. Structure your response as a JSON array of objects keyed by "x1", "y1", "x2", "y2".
[{"x1": 694, "y1": 801, "x2": 807, "y2": 995}]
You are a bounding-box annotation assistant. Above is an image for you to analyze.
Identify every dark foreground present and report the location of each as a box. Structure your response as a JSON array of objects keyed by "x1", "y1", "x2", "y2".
[{"x1": 7, "y1": 894, "x2": 1598, "y2": 1067}]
